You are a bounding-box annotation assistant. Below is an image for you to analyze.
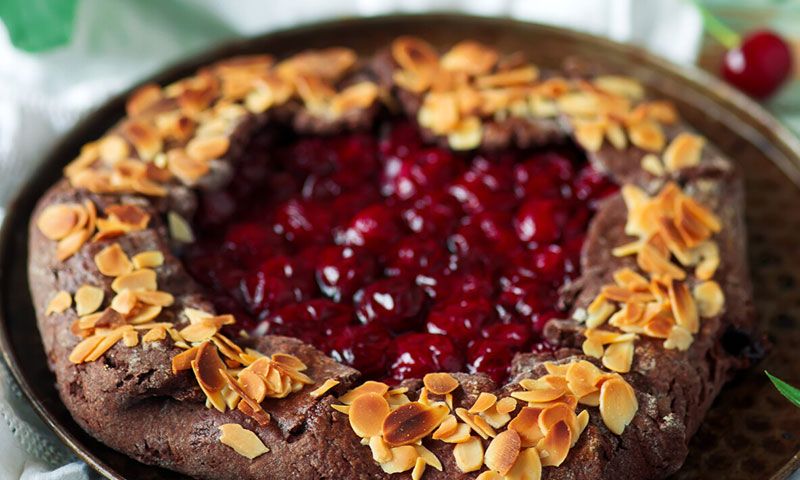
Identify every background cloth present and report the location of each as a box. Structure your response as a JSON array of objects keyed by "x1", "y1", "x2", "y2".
[{"x1": 0, "y1": 1, "x2": 792, "y2": 479}]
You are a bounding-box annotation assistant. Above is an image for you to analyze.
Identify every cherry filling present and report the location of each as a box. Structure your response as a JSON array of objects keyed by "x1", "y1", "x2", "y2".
[{"x1": 182, "y1": 120, "x2": 617, "y2": 384}]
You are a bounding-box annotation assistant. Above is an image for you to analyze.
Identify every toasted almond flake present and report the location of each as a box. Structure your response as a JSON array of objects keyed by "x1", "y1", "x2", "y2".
[
  {"x1": 74, "y1": 285, "x2": 104, "y2": 316},
  {"x1": 383, "y1": 402, "x2": 448, "y2": 446},
  {"x1": 111, "y1": 268, "x2": 157, "y2": 293},
  {"x1": 484, "y1": 429, "x2": 521, "y2": 475},
  {"x1": 538, "y1": 403, "x2": 579, "y2": 437},
  {"x1": 641, "y1": 153, "x2": 665, "y2": 177},
  {"x1": 441, "y1": 40, "x2": 498, "y2": 74},
  {"x1": 693, "y1": 281, "x2": 724, "y2": 318},
  {"x1": 131, "y1": 251, "x2": 164, "y2": 269},
  {"x1": 439, "y1": 423, "x2": 472, "y2": 444},
  {"x1": 219, "y1": 423, "x2": 269, "y2": 459},
  {"x1": 68, "y1": 334, "x2": 105, "y2": 363},
  {"x1": 432, "y1": 414, "x2": 458, "y2": 440},
  {"x1": 594, "y1": 75, "x2": 644, "y2": 100},
  {"x1": 271, "y1": 353, "x2": 307, "y2": 371},
  {"x1": 669, "y1": 279, "x2": 699, "y2": 334},
  {"x1": 576, "y1": 409, "x2": 590, "y2": 435},
  {"x1": 508, "y1": 407, "x2": 544, "y2": 447},
  {"x1": 496, "y1": 397, "x2": 517, "y2": 414},
  {"x1": 56, "y1": 228, "x2": 91, "y2": 261},
  {"x1": 586, "y1": 299, "x2": 616, "y2": 329},
  {"x1": 37, "y1": 204, "x2": 80, "y2": 240},
  {"x1": 192, "y1": 342, "x2": 227, "y2": 392},
  {"x1": 331, "y1": 404, "x2": 350, "y2": 415},
  {"x1": 99, "y1": 135, "x2": 130, "y2": 163},
  {"x1": 473, "y1": 414, "x2": 498, "y2": 438},
  {"x1": 504, "y1": 447, "x2": 542, "y2": 480},
  {"x1": 239, "y1": 369, "x2": 267, "y2": 403},
  {"x1": 94, "y1": 243, "x2": 133, "y2": 277},
  {"x1": 122, "y1": 329, "x2": 139, "y2": 347},
  {"x1": 578, "y1": 390, "x2": 601, "y2": 407},
  {"x1": 168, "y1": 211, "x2": 195, "y2": 243},
  {"x1": 423, "y1": 372, "x2": 459, "y2": 395},
  {"x1": 84, "y1": 326, "x2": 126, "y2": 362},
  {"x1": 309, "y1": 379, "x2": 339, "y2": 398},
  {"x1": 599, "y1": 377, "x2": 638, "y2": 435},
  {"x1": 565, "y1": 360, "x2": 602, "y2": 398},
  {"x1": 349, "y1": 392, "x2": 391, "y2": 438},
  {"x1": 186, "y1": 136, "x2": 230, "y2": 162},
  {"x1": 46, "y1": 290, "x2": 72, "y2": 315},
  {"x1": 480, "y1": 406, "x2": 512, "y2": 429},
  {"x1": 380, "y1": 445, "x2": 419, "y2": 474},
  {"x1": 369, "y1": 435, "x2": 392, "y2": 463},
  {"x1": 340, "y1": 381, "x2": 390, "y2": 404},
  {"x1": 237, "y1": 397, "x2": 271, "y2": 425},
  {"x1": 513, "y1": 377, "x2": 567, "y2": 403},
  {"x1": 663, "y1": 133, "x2": 705, "y2": 172},
  {"x1": 476, "y1": 471, "x2": 504, "y2": 480},
  {"x1": 135, "y1": 290, "x2": 174, "y2": 307},
  {"x1": 455, "y1": 408, "x2": 490, "y2": 440},
  {"x1": 329, "y1": 82, "x2": 379, "y2": 115},
  {"x1": 602, "y1": 340, "x2": 634, "y2": 373},
  {"x1": 454, "y1": 436, "x2": 484, "y2": 473},
  {"x1": 127, "y1": 304, "x2": 162, "y2": 324},
  {"x1": 142, "y1": 326, "x2": 166, "y2": 343},
  {"x1": 180, "y1": 320, "x2": 219, "y2": 343},
  {"x1": 447, "y1": 116, "x2": 483, "y2": 151},
  {"x1": 411, "y1": 456, "x2": 426, "y2": 480},
  {"x1": 109, "y1": 289, "x2": 136, "y2": 314},
  {"x1": 415, "y1": 445, "x2": 443, "y2": 471},
  {"x1": 664, "y1": 324, "x2": 693, "y2": 350},
  {"x1": 573, "y1": 121, "x2": 604, "y2": 152},
  {"x1": 468, "y1": 392, "x2": 497, "y2": 414},
  {"x1": 628, "y1": 120, "x2": 665, "y2": 152},
  {"x1": 536, "y1": 420, "x2": 571, "y2": 467}
]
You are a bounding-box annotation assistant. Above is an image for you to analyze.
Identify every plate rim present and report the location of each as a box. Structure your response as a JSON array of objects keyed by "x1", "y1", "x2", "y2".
[{"x1": 1, "y1": 12, "x2": 799, "y2": 479}]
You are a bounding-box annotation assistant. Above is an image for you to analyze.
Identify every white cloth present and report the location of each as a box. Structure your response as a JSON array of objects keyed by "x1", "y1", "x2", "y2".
[{"x1": 0, "y1": 1, "x2": 710, "y2": 478}]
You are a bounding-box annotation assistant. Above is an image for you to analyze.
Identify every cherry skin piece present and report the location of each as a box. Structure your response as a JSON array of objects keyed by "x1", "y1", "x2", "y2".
[
  {"x1": 425, "y1": 298, "x2": 495, "y2": 348},
  {"x1": 328, "y1": 324, "x2": 396, "y2": 378},
  {"x1": 467, "y1": 339, "x2": 515, "y2": 384},
  {"x1": 722, "y1": 30, "x2": 793, "y2": 100},
  {"x1": 341, "y1": 203, "x2": 403, "y2": 251},
  {"x1": 268, "y1": 299, "x2": 353, "y2": 347},
  {"x1": 316, "y1": 246, "x2": 377, "y2": 302}
]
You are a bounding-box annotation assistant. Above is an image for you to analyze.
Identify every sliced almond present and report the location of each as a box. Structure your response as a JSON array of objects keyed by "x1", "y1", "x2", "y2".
[
  {"x1": 368, "y1": 435, "x2": 392, "y2": 463},
  {"x1": 432, "y1": 414, "x2": 458, "y2": 440},
  {"x1": 599, "y1": 377, "x2": 638, "y2": 435},
  {"x1": 469, "y1": 392, "x2": 497, "y2": 414},
  {"x1": 602, "y1": 340, "x2": 634, "y2": 373},
  {"x1": 663, "y1": 133, "x2": 704, "y2": 172},
  {"x1": 504, "y1": 446, "x2": 542, "y2": 480},
  {"x1": 496, "y1": 397, "x2": 517, "y2": 414},
  {"x1": 111, "y1": 268, "x2": 157, "y2": 293},
  {"x1": 507, "y1": 407, "x2": 544, "y2": 447},
  {"x1": 514, "y1": 376, "x2": 567, "y2": 403},
  {"x1": 74, "y1": 285, "x2": 104, "y2": 316},
  {"x1": 441, "y1": 40, "x2": 498, "y2": 75},
  {"x1": 536, "y1": 420, "x2": 571, "y2": 467},
  {"x1": 94, "y1": 243, "x2": 133, "y2": 277},
  {"x1": 110, "y1": 289, "x2": 137, "y2": 315},
  {"x1": 192, "y1": 342, "x2": 227, "y2": 392},
  {"x1": 37, "y1": 204, "x2": 80, "y2": 240},
  {"x1": 628, "y1": 120, "x2": 665, "y2": 152},
  {"x1": 68, "y1": 334, "x2": 105, "y2": 363},
  {"x1": 271, "y1": 353, "x2": 307, "y2": 371},
  {"x1": 423, "y1": 372, "x2": 459, "y2": 395},
  {"x1": 565, "y1": 360, "x2": 602, "y2": 397},
  {"x1": 131, "y1": 251, "x2": 164, "y2": 269},
  {"x1": 122, "y1": 329, "x2": 139, "y2": 347},
  {"x1": 127, "y1": 304, "x2": 162, "y2": 324},
  {"x1": 46, "y1": 290, "x2": 72, "y2": 315},
  {"x1": 142, "y1": 326, "x2": 166, "y2": 343},
  {"x1": 383, "y1": 402, "x2": 448, "y2": 446},
  {"x1": 476, "y1": 471, "x2": 504, "y2": 480},
  {"x1": 485, "y1": 429, "x2": 521, "y2": 475},
  {"x1": 453, "y1": 436, "x2": 484, "y2": 473},
  {"x1": 309, "y1": 379, "x2": 339, "y2": 398},
  {"x1": 669, "y1": 279, "x2": 699, "y2": 334},
  {"x1": 380, "y1": 445, "x2": 418, "y2": 474},
  {"x1": 218, "y1": 423, "x2": 269, "y2": 460},
  {"x1": 693, "y1": 280, "x2": 724, "y2": 318},
  {"x1": 439, "y1": 422, "x2": 472, "y2": 444},
  {"x1": 349, "y1": 392, "x2": 391, "y2": 438},
  {"x1": 339, "y1": 381, "x2": 390, "y2": 404},
  {"x1": 415, "y1": 445, "x2": 443, "y2": 471},
  {"x1": 135, "y1": 290, "x2": 174, "y2": 307}
]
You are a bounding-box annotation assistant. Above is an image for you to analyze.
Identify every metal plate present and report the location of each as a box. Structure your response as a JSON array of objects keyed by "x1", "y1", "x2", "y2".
[{"x1": 1, "y1": 14, "x2": 798, "y2": 480}]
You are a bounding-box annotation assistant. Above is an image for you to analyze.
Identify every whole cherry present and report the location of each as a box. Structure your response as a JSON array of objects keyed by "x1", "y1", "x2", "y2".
[{"x1": 722, "y1": 30, "x2": 793, "y2": 99}]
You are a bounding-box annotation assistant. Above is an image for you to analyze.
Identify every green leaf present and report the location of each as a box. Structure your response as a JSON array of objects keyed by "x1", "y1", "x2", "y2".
[
  {"x1": 0, "y1": 0, "x2": 78, "y2": 52},
  {"x1": 765, "y1": 371, "x2": 800, "y2": 408}
]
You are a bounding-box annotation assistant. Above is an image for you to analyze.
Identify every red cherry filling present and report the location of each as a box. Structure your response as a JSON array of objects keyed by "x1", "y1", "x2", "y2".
[{"x1": 184, "y1": 120, "x2": 617, "y2": 383}]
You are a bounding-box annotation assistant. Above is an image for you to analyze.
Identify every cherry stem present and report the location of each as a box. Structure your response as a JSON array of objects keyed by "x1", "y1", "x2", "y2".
[{"x1": 691, "y1": 0, "x2": 741, "y2": 50}]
